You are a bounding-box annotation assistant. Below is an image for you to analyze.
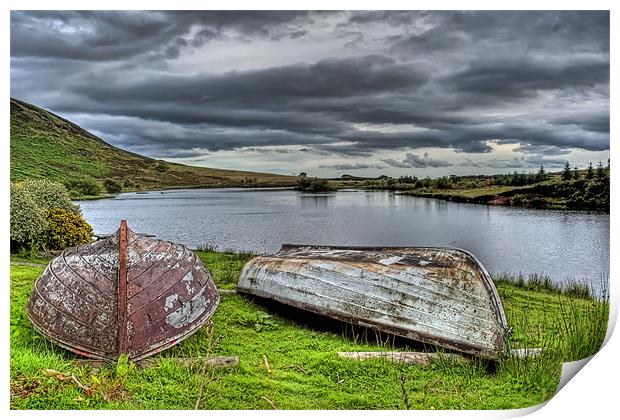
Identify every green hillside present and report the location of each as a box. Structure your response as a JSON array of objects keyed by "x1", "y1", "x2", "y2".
[{"x1": 10, "y1": 98, "x2": 296, "y2": 192}]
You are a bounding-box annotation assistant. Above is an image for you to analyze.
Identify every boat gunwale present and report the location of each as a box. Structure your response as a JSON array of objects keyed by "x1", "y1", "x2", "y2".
[
  {"x1": 236, "y1": 286, "x2": 502, "y2": 359},
  {"x1": 27, "y1": 304, "x2": 116, "y2": 362}
]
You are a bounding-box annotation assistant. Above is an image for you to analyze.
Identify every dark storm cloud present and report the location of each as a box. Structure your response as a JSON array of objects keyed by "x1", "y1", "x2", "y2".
[
  {"x1": 78, "y1": 114, "x2": 337, "y2": 155},
  {"x1": 318, "y1": 162, "x2": 386, "y2": 170},
  {"x1": 522, "y1": 155, "x2": 568, "y2": 167},
  {"x1": 64, "y1": 54, "x2": 429, "y2": 103},
  {"x1": 387, "y1": 11, "x2": 609, "y2": 56},
  {"x1": 158, "y1": 149, "x2": 210, "y2": 159},
  {"x1": 379, "y1": 158, "x2": 411, "y2": 169},
  {"x1": 512, "y1": 144, "x2": 570, "y2": 156},
  {"x1": 347, "y1": 11, "x2": 417, "y2": 26},
  {"x1": 463, "y1": 155, "x2": 568, "y2": 169},
  {"x1": 382, "y1": 153, "x2": 453, "y2": 169},
  {"x1": 549, "y1": 114, "x2": 610, "y2": 134},
  {"x1": 443, "y1": 59, "x2": 609, "y2": 97},
  {"x1": 11, "y1": 10, "x2": 311, "y2": 61},
  {"x1": 239, "y1": 147, "x2": 302, "y2": 154},
  {"x1": 10, "y1": 10, "x2": 609, "y2": 167}
]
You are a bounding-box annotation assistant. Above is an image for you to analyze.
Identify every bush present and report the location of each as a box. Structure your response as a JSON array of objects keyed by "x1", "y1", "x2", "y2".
[
  {"x1": 511, "y1": 194, "x2": 525, "y2": 207},
  {"x1": 526, "y1": 195, "x2": 548, "y2": 209},
  {"x1": 296, "y1": 175, "x2": 312, "y2": 190},
  {"x1": 44, "y1": 209, "x2": 94, "y2": 250},
  {"x1": 10, "y1": 183, "x2": 47, "y2": 250},
  {"x1": 309, "y1": 178, "x2": 331, "y2": 192},
  {"x1": 297, "y1": 176, "x2": 332, "y2": 192},
  {"x1": 434, "y1": 176, "x2": 453, "y2": 189},
  {"x1": 103, "y1": 179, "x2": 123, "y2": 193},
  {"x1": 20, "y1": 179, "x2": 78, "y2": 212},
  {"x1": 10, "y1": 180, "x2": 94, "y2": 252},
  {"x1": 565, "y1": 178, "x2": 609, "y2": 211},
  {"x1": 155, "y1": 162, "x2": 168, "y2": 172},
  {"x1": 63, "y1": 177, "x2": 103, "y2": 196}
]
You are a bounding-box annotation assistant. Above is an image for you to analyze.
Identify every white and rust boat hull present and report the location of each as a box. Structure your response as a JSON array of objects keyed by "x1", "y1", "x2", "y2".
[
  {"x1": 237, "y1": 245, "x2": 509, "y2": 359},
  {"x1": 27, "y1": 220, "x2": 220, "y2": 362}
]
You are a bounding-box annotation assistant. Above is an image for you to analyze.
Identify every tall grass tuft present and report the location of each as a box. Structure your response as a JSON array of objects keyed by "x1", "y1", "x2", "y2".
[
  {"x1": 492, "y1": 272, "x2": 603, "y2": 300},
  {"x1": 494, "y1": 272, "x2": 562, "y2": 294},
  {"x1": 499, "y1": 310, "x2": 562, "y2": 391},
  {"x1": 554, "y1": 290, "x2": 609, "y2": 361},
  {"x1": 496, "y1": 281, "x2": 609, "y2": 399},
  {"x1": 563, "y1": 280, "x2": 593, "y2": 300},
  {"x1": 197, "y1": 243, "x2": 218, "y2": 252}
]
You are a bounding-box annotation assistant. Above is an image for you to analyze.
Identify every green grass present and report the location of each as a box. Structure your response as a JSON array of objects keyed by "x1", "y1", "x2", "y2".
[
  {"x1": 400, "y1": 182, "x2": 560, "y2": 206},
  {"x1": 10, "y1": 254, "x2": 50, "y2": 266},
  {"x1": 10, "y1": 98, "x2": 296, "y2": 193},
  {"x1": 413, "y1": 185, "x2": 531, "y2": 199},
  {"x1": 396, "y1": 178, "x2": 609, "y2": 212},
  {"x1": 10, "y1": 253, "x2": 608, "y2": 409},
  {"x1": 493, "y1": 272, "x2": 605, "y2": 300},
  {"x1": 334, "y1": 173, "x2": 609, "y2": 213}
]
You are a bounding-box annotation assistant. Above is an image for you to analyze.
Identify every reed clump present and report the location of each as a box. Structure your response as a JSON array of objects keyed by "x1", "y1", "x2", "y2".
[
  {"x1": 492, "y1": 272, "x2": 604, "y2": 301},
  {"x1": 496, "y1": 276, "x2": 608, "y2": 400}
]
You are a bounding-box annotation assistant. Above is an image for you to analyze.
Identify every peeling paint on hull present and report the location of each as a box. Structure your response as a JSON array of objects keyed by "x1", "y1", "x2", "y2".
[
  {"x1": 237, "y1": 245, "x2": 509, "y2": 359},
  {"x1": 27, "y1": 221, "x2": 220, "y2": 362}
]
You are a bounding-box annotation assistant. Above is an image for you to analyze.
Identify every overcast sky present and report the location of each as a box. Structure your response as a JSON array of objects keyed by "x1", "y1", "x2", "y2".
[{"x1": 10, "y1": 11, "x2": 609, "y2": 177}]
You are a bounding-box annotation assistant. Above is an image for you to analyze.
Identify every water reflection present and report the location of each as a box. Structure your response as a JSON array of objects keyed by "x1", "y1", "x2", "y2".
[
  {"x1": 297, "y1": 193, "x2": 334, "y2": 209},
  {"x1": 434, "y1": 199, "x2": 449, "y2": 213}
]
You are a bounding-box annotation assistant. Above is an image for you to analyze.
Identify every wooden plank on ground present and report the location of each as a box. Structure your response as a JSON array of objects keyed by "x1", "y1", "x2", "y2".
[
  {"x1": 73, "y1": 355, "x2": 239, "y2": 369},
  {"x1": 510, "y1": 348, "x2": 543, "y2": 358},
  {"x1": 218, "y1": 289, "x2": 237, "y2": 295},
  {"x1": 337, "y1": 348, "x2": 543, "y2": 364},
  {"x1": 337, "y1": 351, "x2": 468, "y2": 365}
]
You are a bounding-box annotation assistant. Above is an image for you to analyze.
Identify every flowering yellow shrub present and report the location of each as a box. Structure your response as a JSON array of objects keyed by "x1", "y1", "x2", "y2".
[
  {"x1": 45, "y1": 209, "x2": 94, "y2": 250},
  {"x1": 10, "y1": 180, "x2": 94, "y2": 252}
]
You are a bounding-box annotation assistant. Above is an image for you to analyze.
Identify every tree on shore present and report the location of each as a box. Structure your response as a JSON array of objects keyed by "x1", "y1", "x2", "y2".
[
  {"x1": 596, "y1": 161, "x2": 605, "y2": 179},
  {"x1": 586, "y1": 162, "x2": 594, "y2": 180},
  {"x1": 296, "y1": 174, "x2": 332, "y2": 192},
  {"x1": 537, "y1": 165, "x2": 547, "y2": 182},
  {"x1": 562, "y1": 161, "x2": 572, "y2": 181}
]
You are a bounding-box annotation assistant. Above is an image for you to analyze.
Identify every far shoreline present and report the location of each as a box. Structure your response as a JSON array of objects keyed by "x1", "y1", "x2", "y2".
[
  {"x1": 73, "y1": 184, "x2": 610, "y2": 215},
  {"x1": 72, "y1": 185, "x2": 298, "y2": 201}
]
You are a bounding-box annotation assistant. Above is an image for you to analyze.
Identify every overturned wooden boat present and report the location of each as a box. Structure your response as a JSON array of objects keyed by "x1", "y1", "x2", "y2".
[
  {"x1": 237, "y1": 245, "x2": 510, "y2": 359},
  {"x1": 27, "y1": 220, "x2": 219, "y2": 362}
]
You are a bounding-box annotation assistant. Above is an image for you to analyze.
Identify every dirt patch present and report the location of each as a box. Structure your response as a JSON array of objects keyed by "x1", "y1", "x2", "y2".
[
  {"x1": 10, "y1": 375, "x2": 44, "y2": 404},
  {"x1": 487, "y1": 196, "x2": 511, "y2": 206}
]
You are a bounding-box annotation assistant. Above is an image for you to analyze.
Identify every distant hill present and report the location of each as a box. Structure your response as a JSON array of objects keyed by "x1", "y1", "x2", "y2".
[{"x1": 10, "y1": 98, "x2": 296, "y2": 192}]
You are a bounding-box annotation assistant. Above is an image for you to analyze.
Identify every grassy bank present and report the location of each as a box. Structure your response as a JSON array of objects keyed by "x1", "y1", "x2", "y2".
[
  {"x1": 328, "y1": 170, "x2": 610, "y2": 213},
  {"x1": 399, "y1": 179, "x2": 609, "y2": 212},
  {"x1": 10, "y1": 252, "x2": 608, "y2": 409},
  {"x1": 10, "y1": 98, "x2": 296, "y2": 197}
]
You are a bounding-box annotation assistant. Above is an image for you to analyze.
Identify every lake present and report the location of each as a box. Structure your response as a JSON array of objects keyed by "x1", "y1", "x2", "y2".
[{"x1": 78, "y1": 188, "x2": 609, "y2": 288}]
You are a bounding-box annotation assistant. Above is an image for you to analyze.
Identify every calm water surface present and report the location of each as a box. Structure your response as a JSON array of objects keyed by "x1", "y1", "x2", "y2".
[{"x1": 78, "y1": 188, "x2": 609, "y2": 287}]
